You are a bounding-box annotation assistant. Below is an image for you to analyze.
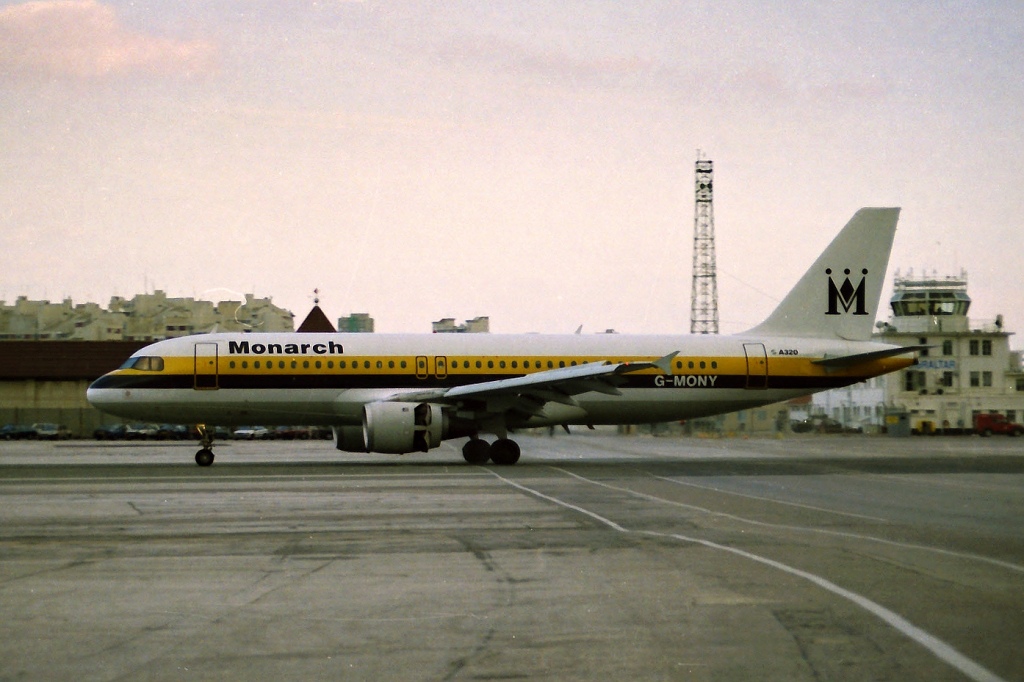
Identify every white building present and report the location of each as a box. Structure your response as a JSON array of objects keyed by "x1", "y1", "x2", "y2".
[
  {"x1": 0, "y1": 291, "x2": 295, "y2": 341},
  {"x1": 810, "y1": 375, "x2": 888, "y2": 432},
  {"x1": 432, "y1": 317, "x2": 490, "y2": 333}
]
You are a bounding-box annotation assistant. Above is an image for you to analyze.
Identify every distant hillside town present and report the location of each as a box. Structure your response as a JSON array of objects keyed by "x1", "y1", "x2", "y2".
[
  {"x1": 0, "y1": 292, "x2": 492, "y2": 341},
  {"x1": 0, "y1": 291, "x2": 296, "y2": 341}
]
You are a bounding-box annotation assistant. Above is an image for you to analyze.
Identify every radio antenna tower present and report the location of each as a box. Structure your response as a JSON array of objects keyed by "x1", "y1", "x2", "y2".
[{"x1": 690, "y1": 152, "x2": 719, "y2": 334}]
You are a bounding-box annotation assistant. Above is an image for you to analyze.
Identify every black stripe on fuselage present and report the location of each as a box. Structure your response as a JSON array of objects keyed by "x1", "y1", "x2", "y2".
[{"x1": 89, "y1": 372, "x2": 868, "y2": 392}]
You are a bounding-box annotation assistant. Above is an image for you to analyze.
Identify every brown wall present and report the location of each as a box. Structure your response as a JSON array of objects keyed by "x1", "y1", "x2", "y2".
[
  {"x1": 0, "y1": 341, "x2": 147, "y2": 381},
  {"x1": 0, "y1": 342, "x2": 145, "y2": 436}
]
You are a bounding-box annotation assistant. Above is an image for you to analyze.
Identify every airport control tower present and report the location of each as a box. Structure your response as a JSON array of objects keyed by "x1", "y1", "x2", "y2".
[
  {"x1": 690, "y1": 154, "x2": 719, "y2": 334},
  {"x1": 886, "y1": 269, "x2": 972, "y2": 334}
]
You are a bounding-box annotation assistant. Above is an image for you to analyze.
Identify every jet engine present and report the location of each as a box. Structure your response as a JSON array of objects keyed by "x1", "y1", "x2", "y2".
[
  {"x1": 361, "y1": 402, "x2": 446, "y2": 454},
  {"x1": 334, "y1": 425, "x2": 367, "y2": 453}
]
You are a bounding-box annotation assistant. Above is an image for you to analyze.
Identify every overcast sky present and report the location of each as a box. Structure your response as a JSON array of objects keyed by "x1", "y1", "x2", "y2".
[{"x1": 2, "y1": 1, "x2": 1022, "y2": 342}]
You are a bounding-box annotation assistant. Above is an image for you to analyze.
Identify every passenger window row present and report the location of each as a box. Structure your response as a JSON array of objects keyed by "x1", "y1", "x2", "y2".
[
  {"x1": 219, "y1": 357, "x2": 721, "y2": 372},
  {"x1": 224, "y1": 358, "x2": 598, "y2": 371},
  {"x1": 676, "y1": 360, "x2": 718, "y2": 370},
  {"x1": 126, "y1": 355, "x2": 721, "y2": 374}
]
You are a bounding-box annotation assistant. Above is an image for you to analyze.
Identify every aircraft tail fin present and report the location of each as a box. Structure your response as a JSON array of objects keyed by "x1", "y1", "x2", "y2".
[{"x1": 745, "y1": 208, "x2": 900, "y2": 341}]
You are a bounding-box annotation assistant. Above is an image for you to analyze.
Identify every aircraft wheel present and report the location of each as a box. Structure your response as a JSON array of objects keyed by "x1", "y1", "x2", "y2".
[
  {"x1": 195, "y1": 448, "x2": 215, "y2": 467},
  {"x1": 489, "y1": 438, "x2": 521, "y2": 465},
  {"x1": 462, "y1": 439, "x2": 491, "y2": 464}
]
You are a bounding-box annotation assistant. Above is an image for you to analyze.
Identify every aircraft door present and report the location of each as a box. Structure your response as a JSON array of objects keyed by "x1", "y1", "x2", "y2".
[
  {"x1": 415, "y1": 356, "x2": 448, "y2": 380},
  {"x1": 743, "y1": 343, "x2": 768, "y2": 389},
  {"x1": 194, "y1": 342, "x2": 219, "y2": 390}
]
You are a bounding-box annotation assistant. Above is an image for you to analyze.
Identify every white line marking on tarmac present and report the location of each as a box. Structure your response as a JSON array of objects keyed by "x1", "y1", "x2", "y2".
[
  {"x1": 0, "y1": 472, "x2": 491, "y2": 485},
  {"x1": 650, "y1": 474, "x2": 1024, "y2": 575},
  {"x1": 645, "y1": 472, "x2": 894, "y2": 522},
  {"x1": 615, "y1": 471, "x2": 1024, "y2": 575},
  {"x1": 488, "y1": 469, "x2": 1008, "y2": 682}
]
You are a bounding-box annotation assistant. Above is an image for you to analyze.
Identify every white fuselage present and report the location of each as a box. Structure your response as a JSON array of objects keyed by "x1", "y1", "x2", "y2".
[{"x1": 86, "y1": 331, "x2": 911, "y2": 429}]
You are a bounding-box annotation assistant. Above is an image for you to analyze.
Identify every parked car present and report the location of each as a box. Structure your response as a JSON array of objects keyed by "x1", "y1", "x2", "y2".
[
  {"x1": 33, "y1": 423, "x2": 72, "y2": 440},
  {"x1": 125, "y1": 423, "x2": 159, "y2": 440},
  {"x1": 93, "y1": 423, "x2": 127, "y2": 440},
  {"x1": 974, "y1": 413, "x2": 1024, "y2": 437},
  {"x1": 310, "y1": 426, "x2": 333, "y2": 440},
  {"x1": 269, "y1": 425, "x2": 324, "y2": 440},
  {"x1": 269, "y1": 425, "x2": 300, "y2": 440},
  {"x1": 232, "y1": 426, "x2": 269, "y2": 440},
  {"x1": 1, "y1": 423, "x2": 37, "y2": 440},
  {"x1": 789, "y1": 417, "x2": 861, "y2": 434},
  {"x1": 790, "y1": 419, "x2": 814, "y2": 433},
  {"x1": 156, "y1": 424, "x2": 190, "y2": 440},
  {"x1": 212, "y1": 426, "x2": 233, "y2": 440}
]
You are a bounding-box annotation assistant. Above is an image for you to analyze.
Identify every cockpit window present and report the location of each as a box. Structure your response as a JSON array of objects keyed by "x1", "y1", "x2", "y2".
[{"x1": 120, "y1": 356, "x2": 165, "y2": 371}]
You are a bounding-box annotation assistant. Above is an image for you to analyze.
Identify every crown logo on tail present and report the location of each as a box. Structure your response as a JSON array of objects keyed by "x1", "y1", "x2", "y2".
[{"x1": 826, "y1": 268, "x2": 869, "y2": 315}]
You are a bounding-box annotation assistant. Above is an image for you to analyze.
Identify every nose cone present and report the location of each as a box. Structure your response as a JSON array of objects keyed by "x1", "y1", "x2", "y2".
[
  {"x1": 87, "y1": 375, "x2": 121, "y2": 415},
  {"x1": 86, "y1": 383, "x2": 101, "y2": 408}
]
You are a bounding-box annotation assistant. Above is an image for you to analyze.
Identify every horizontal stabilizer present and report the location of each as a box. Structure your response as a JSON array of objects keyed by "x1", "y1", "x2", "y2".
[{"x1": 813, "y1": 345, "x2": 927, "y2": 369}]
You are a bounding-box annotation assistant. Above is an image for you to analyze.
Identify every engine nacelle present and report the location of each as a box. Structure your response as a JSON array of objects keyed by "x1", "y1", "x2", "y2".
[
  {"x1": 362, "y1": 402, "x2": 446, "y2": 454},
  {"x1": 334, "y1": 425, "x2": 367, "y2": 453}
]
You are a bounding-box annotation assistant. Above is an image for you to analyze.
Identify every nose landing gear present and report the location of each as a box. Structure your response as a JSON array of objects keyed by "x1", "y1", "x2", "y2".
[{"x1": 195, "y1": 425, "x2": 215, "y2": 466}]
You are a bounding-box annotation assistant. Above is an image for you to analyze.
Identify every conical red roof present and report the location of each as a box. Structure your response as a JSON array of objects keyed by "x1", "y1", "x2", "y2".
[{"x1": 296, "y1": 306, "x2": 336, "y2": 333}]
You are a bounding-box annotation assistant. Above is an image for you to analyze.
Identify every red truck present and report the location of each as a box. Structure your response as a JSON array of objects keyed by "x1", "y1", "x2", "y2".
[{"x1": 974, "y1": 413, "x2": 1024, "y2": 437}]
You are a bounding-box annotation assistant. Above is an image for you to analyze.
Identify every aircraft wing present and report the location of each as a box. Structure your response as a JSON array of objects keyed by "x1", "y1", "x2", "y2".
[{"x1": 388, "y1": 352, "x2": 678, "y2": 417}]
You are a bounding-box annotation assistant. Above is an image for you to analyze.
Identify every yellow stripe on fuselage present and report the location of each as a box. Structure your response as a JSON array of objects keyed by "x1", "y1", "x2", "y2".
[{"x1": 109, "y1": 352, "x2": 910, "y2": 384}]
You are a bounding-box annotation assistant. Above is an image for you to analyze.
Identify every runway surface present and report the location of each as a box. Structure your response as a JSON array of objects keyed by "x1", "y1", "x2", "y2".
[{"x1": 1, "y1": 433, "x2": 1022, "y2": 681}]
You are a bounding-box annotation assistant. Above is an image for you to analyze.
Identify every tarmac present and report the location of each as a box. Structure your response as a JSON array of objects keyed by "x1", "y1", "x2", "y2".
[{"x1": 1, "y1": 432, "x2": 1022, "y2": 681}]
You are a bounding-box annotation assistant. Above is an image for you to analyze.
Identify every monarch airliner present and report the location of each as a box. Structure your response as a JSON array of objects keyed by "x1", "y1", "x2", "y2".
[{"x1": 88, "y1": 208, "x2": 919, "y2": 466}]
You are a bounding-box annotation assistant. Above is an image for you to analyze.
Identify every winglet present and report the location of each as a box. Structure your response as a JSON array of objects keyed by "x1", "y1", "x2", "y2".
[{"x1": 652, "y1": 351, "x2": 679, "y2": 374}]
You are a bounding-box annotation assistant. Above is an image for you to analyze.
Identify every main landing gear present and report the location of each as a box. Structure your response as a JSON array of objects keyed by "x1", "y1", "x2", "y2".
[
  {"x1": 195, "y1": 425, "x2": 215, "y2": 467},
  {"x1": 462, "y1": 437, "x2": 521, "y2": 465}
]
